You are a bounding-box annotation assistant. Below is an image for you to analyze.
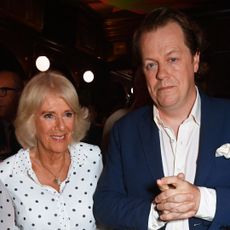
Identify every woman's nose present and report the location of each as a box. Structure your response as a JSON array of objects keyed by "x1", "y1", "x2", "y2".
[{"x1": 55, "y1": 117, "x2": 65, "y2": 130}]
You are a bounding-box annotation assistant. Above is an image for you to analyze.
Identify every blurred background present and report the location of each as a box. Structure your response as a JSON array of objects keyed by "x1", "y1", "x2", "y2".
[{"x1": 1, "y1": 0, "x2": 230, "y2": 125}]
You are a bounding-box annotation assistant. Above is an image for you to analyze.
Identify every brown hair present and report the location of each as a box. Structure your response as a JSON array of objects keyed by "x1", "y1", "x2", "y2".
[{"x1": 133, "y1": 7, "x2": 205, "y2": 71}]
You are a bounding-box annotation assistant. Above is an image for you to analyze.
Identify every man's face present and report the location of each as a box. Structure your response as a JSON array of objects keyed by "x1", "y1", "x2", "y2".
[
  {"x1": 0, "y1": 71, "x2": 21, "y2": 120},
  {"x1": 140, "y1": 22, "x2": 200, "y2": 113}
]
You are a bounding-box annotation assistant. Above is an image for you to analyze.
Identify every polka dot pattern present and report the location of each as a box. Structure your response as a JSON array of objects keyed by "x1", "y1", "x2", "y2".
[
  {"x1": 0, "y1": 180, "x2": 15, "y2": 229},
  {"x1": 0, "y1": 142, "x2": 103, "y2": 229}
]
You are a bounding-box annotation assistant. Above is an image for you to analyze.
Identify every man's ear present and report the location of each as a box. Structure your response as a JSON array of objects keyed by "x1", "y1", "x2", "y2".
[{"x1": 193, "y1": 51, "x2": 200, "y2": 73}]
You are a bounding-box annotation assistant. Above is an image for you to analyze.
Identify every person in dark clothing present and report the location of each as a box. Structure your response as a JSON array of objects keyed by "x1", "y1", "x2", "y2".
[
  {"x1": 0, "y1": 45, "x2": 25, "y2": 161},
  {"x1": 93, "y1": 7, "x2": 230, "y2": 230}
]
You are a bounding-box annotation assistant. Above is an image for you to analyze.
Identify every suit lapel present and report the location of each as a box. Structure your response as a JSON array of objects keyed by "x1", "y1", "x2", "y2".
[
  {"x1": 136, "y1": 96, "x2": 220, "y2": 185},
  {"x1": 138, "y1": 107, "x2": 164, "y2": 180},
  {"x1": 195, "y1": 95, "x2": 221, "y2": 185}
]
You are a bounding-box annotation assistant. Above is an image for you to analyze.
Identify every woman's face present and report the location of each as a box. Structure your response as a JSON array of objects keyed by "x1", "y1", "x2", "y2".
[{"x1": 34, "y1": 93, "x2": 75, "y2": 154}]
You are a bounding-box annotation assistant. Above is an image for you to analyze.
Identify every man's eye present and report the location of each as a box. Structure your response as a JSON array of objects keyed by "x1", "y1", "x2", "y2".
[
  {"x1": 169, "y1": 57, "x2": 178, "y2": 63},
  {"x1": 145, "y1": 62, "x2": 157, "y2": 71}
]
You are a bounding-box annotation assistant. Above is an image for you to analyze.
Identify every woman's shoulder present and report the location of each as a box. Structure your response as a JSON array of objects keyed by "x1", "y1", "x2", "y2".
[
  {"x1": 0, "y1": 148, "x2": 28, "y2": 176},
  {"x1": 71, "y1": 141, "x2": 100, "y2": 151},
  {"x1": 69, "y1": 142, "x2": 102, "y2": 172},
  {"x1": 0, "y1": 152, "x2": 17, "y2": 169},
  {"x1": 70, "y1": 142, "x2": 101, "y2": 159}
]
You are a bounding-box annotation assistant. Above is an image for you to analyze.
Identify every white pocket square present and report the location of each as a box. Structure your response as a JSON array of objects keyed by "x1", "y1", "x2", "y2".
[{"x1": 215, "y1": 143, "x2": 230, "y2": 159}]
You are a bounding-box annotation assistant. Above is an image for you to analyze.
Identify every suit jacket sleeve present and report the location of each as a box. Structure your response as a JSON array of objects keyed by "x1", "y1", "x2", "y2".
[
  {"x1": 191, "y1": 94, "x2": 230, "y2": 229},
  {"x1": 93, "y1": 121, "x2": 152, "y2": 230},
  {"x1": 94, "y1": 106, "x2": 166, "y2": 230}
]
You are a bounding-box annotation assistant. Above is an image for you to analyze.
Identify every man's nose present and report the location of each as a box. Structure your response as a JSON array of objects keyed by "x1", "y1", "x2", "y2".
[{"x1": 156, "y1": 64, "x2": 169, "y2": 80}]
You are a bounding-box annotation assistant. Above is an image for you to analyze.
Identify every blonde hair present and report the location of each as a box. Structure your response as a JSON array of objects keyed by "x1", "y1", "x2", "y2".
[{"x1": 15, "y1": 71, "x2": 90, "y2": 148}]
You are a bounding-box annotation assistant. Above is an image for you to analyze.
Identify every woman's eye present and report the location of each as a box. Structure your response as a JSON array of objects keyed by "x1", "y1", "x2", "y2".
[
  {"x1": 64, "y1": 112, "x2": 74, "y2": 118},
  {"x1": 43, "y1": 113, "x2": 54, "y2": 119}
]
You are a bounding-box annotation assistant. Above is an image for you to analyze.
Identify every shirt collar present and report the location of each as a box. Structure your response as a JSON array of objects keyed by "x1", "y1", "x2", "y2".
[{"x1": 153, "y1": 87, "x2": 201, "y2": 127}]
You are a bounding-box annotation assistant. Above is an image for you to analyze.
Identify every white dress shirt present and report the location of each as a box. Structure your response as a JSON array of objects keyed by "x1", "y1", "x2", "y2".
[
  {"x1": 148, "y1": 90, "x2": 216, "y2": 229},
  {"x1": 0, "y1": 142, "x2": 103, "y2": 230}
]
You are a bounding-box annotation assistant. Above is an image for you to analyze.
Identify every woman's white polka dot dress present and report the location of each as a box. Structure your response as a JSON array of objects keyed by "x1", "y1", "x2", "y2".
[{"x1": 0, "y1": 142, "x2": 103, "y2": 230}]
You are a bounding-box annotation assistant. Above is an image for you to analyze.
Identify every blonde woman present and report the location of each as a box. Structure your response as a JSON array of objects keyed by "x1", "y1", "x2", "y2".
[{"x1": 0, "y1": 71, "x2": 102, "y2": 229}]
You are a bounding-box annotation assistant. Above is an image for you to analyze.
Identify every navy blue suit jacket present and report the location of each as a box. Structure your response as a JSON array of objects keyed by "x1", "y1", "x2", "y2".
[{"x1": 94, "y1": 93, "x2": 230, "y2": 230}]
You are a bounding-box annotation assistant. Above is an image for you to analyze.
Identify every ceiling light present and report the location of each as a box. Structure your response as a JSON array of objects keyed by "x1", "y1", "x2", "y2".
[
  {"x1": 35, "y1": 56, "x2": 50, "y2": 72},
  {"x1": 83, "y1": 70, "x2": 94, "y2": 83}
]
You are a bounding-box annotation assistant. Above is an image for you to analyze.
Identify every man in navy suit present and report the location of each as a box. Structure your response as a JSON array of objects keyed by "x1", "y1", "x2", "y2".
[{"x1": 94, "y1": 7, "x2": 230, "y2": 230}]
